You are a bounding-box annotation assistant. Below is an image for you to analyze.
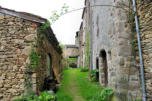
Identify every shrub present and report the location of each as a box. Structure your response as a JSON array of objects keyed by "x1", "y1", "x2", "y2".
[
  {"x1": 13, "y1": 92, "x2": 56, "y2": 101},
  {"x1": 80, "y1": 68, "x2": 89, "y2": 72},
  {"x1": 38, "y1": 92, "x2": 56, "y2": 101},
  {"x1": 89, "y1": 88, "x2": 114, "y2": 101},
  {"x1": 89, "y1": 69, "x2": 99, "y2": 82}
]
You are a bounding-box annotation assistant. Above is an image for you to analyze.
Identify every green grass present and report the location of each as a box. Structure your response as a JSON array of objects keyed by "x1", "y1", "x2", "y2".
[
  {"x1": 56, "y1": 68, "x2": 114, "y2": 101},
  {"x1": 56, "y1": 69, "x2": 73, "y2": 101},
  {"x1": 69, "y1": 57, "x2": 77, "y2": 62}
]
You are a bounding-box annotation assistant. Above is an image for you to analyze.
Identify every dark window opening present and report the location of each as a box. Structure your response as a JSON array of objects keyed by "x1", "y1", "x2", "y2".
[
  {"x1": 100, "y1": 50, "x2": 108, "y2": 86},
  {"x1": 96, "y1": 57, "x2": 99, "y2": 81}
]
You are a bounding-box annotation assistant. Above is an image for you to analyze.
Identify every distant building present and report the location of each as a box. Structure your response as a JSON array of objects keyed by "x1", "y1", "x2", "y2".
[
  {"x1": 0, "y1": 7, "x2": 63, "y2": 100},
  {"x1": 63, "y1": 45, "x2": 79, "y2": 68}
]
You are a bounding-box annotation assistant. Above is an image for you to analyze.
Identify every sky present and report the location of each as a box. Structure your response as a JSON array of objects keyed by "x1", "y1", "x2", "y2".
[{"x1": 0, "y1": 0, "x2": 84, "y2": 44}]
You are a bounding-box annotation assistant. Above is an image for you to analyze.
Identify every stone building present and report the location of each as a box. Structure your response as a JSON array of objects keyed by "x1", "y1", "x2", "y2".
[
  {"x1": 136, "y1": 0, "x2": 152, "y2": 100},
  {"x1": 63, "y1": 45, "x2": 79, "y2": 68},
  {"x1": 0, "y1": 7, "x2": 63, "y2": 100},
  {"x1": 77, "y1": 23, "x2": 85, "y2": 68},
  {"x1": 77, "y1": 0, "x2": 152, "y2": 100}
]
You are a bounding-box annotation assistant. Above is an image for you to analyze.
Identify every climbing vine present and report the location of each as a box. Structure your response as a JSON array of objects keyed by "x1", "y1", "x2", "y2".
[{"x1": 29, "y1": 50, "x2": 40, "y2": 70}]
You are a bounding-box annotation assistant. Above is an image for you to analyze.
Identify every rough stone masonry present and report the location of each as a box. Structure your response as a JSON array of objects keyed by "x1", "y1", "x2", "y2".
[{"x1": 0, "y1": 7, "x2": 63, "y2": 101}]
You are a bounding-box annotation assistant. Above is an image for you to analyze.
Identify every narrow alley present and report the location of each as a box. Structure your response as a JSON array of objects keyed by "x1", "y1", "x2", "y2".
[{"x1": 0, "y1": 0, "x2": 152, "y2": 101}]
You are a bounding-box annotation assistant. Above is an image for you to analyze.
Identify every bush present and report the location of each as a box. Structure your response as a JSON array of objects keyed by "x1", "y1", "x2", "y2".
[
  {"x1": 80, "y1": 68, "x2": 89, "y2": 72},
  {"x1": 13, "y1": 92, "x2": 56, "y2": 101},
  {"x1": 89, "y1": 88, "x2": 114, "y2": 101},
  {"x1": 89, "y1": 69, "x2": 99, "y2": 82}
]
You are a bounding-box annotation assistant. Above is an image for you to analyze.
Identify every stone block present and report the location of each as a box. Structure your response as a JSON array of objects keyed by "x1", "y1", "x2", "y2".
[
  {"x1": 24, "y1": 34, "x2": 37, "y2": 42},
  {"x1": 22, "y1": 46, "x2": 31, "y2": 56}
]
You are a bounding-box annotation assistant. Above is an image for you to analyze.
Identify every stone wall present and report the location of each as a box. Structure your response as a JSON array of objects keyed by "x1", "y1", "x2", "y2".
[
  {"x1": 63, "y1": 45, "x2": 79, "y2": 67},
  {"x1": 87, "y1": 0, "x2": 142, "y2": 100},
  {"x1": 0, "y1": 14, "x2": 37, "y2": 100},
  {"x1": 137, "y1": 0, "x2": 152, "y2": 100},
  {"x1": 36, "y1": 31, "x2": 63, "y2": 90},
  {"x1": 0, "y1": 14, "x2": 63, "y2": 101}
]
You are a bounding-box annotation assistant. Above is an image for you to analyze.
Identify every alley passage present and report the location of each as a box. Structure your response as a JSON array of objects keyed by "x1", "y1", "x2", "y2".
[
  {"x1": 56, "y1": 68, "x2": 107, "y2": 101},
  {"x1": 56, "y1": 69, "x2": 85, "y2": 101}
]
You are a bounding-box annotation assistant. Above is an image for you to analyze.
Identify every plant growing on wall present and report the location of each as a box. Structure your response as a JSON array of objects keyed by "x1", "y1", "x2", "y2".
[{"x1": 29, "y1": 50, "x2": 40, "y2": 70}]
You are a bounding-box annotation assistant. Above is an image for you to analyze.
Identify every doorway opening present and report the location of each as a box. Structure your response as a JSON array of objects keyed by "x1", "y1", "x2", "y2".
[
  {"x1": 96, "y1": 57, "x2": 99, "y2": 81},
  {"x1": 100, "y1": 50, "x2": 108, "y2": 86},
  {"x1": 43, "y1": 54, "x2": 58, "y2": 93}
]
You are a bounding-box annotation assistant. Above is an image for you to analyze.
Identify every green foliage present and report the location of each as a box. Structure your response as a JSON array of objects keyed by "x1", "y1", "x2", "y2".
[
  {"x1": 39, "y1": 33, "x2": 46, "y2": 39},
  {"x1": 50, "y1": 3, "x2": 69, "y2": 25},
  {"x1": 29, "y1": 50, "x2": 40, "y2": 70},
  {"x1": 80, "y1": 68, "x2": 89, "y2": 72},
  {"x1": 24, "y1": 77, "x2": 32, "y2": 89},
  {"x1": 38, "y1": 92, "x2": 56, "y2": 101},
  {"x1": 89, "y1": 69, "x2": 99, "y2": 82},
  {"x1": 57, "y1": 68, "x2": 114, "y2": 101},
  {"x1": 89, "y1": 88, "x2": 114, "y2": 101},
  {"x1": 74, "y1": 69, "x2": 113, "y2": 101},
  {"x1": 13, "y1": 92, "x2": 56, "y2": 101},
  {"x1": 56, "y1": 69, "x2": 73, "y2": 101},
  {"x1": 59, "y1": 43, "x2": 65, "y2": 50},
  {"x1": 38, "y1": 21, "x2": 50, "y2": 31},
  {"x1": 132, "y1": 39, "x2": 138, "y2": 51},
  {"x1": 69, "y1": 57, "x2": 77, "y2": 62}
]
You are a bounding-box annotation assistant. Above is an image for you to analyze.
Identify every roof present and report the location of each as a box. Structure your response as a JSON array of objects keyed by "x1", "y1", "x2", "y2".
[
  {"x1": 0, "y1": 6, "x2": 46, "y2": 24},
  {"x1": 79, "y1": 22, "x2": 83, "y2": 30}
]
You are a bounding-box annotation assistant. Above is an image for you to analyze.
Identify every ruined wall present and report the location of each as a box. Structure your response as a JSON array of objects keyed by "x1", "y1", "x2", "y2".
[
  {"x1": 0, "y1": 14, "x2": 38, "y2": 100},
  {"x1": 88, "y1": 0, "x2": 141, "y2": 100},
  {"x1": 137, "y1": 0, "x2": 152, "y2": 100},
  {"x1": 0, "y1": 14, "x2": 63, "y2": 101},
  {"x1": 36, "y1": 31, "x2": 63, "y2": 90}
]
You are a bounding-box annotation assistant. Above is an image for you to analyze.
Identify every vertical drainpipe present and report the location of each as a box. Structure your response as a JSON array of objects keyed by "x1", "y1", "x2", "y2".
[{"x1": 132, "y1": 0, "x2": 146, "y2": 101}]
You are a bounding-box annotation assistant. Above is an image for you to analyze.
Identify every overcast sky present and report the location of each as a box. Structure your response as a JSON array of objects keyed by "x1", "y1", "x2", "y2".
[{"x1": 0, "y1": 0, "x2": 84, "y2": 44}]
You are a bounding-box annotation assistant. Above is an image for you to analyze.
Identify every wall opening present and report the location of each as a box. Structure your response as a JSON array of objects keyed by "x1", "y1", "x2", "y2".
[
  {"x1": 43, "y1": 54, "x2": 57, "y2": 93},
  {"x1": 100, "y1": 50, "x2": 108, "y2": 86},
  {"x1": 96, "y1": 57, "x2": 99, "y2": 81}
]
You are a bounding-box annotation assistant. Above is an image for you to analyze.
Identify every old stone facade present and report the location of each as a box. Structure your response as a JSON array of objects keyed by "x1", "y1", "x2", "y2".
[
  {"x1": 63, "y1": 45, "x2": 79, "y2": 68},
  {"x1": 76, "y1": 0, "x2": 152, "y2": 100},
  {"x1": 0, "y1": 7, "x2": 63, "y2": 101},
  {"x1": 137, "y1": 0, "x2": 152, "y2": 100}
]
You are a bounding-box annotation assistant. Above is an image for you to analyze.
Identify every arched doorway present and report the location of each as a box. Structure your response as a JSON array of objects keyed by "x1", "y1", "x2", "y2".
[
  {"x1": 47, "y1": 54, "x2": 53, "y2": 78},
  {"x1": 100, "y1": 50, "x2": 108, "y2": 86},
  {"x1": 43, "y1": 54, "x2": 57, "y2": 91}
]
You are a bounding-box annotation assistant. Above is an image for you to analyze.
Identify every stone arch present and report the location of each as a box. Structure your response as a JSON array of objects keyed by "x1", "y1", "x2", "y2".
[
  {"x1": 43, "y1": 53, "x2": 57, "y2": 91},
  {"x1": 99, "y1": 49, "x2": 108, "y2": 87}
]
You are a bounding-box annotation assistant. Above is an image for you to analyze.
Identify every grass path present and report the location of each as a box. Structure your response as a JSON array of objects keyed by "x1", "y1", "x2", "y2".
[
  {"x1": 56, "y1": 68, "x2": 113, "y2": 101},
  {"x1": 56, "y1": 69, "x2": 86, "y2": 101}
]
